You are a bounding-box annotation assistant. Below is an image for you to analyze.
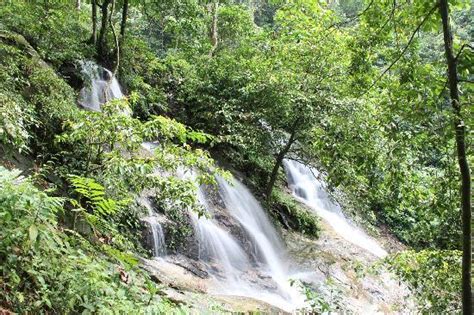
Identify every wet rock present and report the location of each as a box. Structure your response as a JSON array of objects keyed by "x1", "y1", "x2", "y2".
[
  {"x1": 58, "y1": 61, "x2": 83, "y2": 90},
  {"x1": 167, "y1": 255, "x2": 209, "y2": 278},
  {"x1": 283, "y1": 223, "x2": 417, "y2": 313}
]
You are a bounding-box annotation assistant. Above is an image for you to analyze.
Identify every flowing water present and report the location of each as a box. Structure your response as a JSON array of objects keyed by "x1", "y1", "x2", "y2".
[
  {"x1": 283, "y1": 159, "x2": 387, "y2": 258},
  {"x1": 75, "y1": 61, "x2": 409, "y2": 312},
  {"x1": 176, "y1": 169, "x2": 306, "y2": 311},
  {"x1": 193, "y1": 187, "x2": 250, "y2": 276},
  {"x1": 78, "y1": 60, "x2": 123, "y2": 111},
  {"x1": 216, "y1": 177, "x2": 300, "y2": 300},
  {"x1": 139, "y1": 196, "x2": 167, "y2": 257}
]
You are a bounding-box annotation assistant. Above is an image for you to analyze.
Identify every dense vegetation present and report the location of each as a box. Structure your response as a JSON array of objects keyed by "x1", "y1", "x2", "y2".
[{"x1": 0, "y1": 0, "x2": 471, "y2": 313}]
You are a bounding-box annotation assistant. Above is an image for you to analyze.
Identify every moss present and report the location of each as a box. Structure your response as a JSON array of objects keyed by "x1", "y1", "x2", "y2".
[{"x1": 269, "y1": 187, "x2": 320, "y2": 238}]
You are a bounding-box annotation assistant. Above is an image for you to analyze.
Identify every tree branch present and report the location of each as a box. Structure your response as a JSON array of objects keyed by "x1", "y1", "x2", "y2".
[
  {"x1": 361, "y1": 5, "x2": 438, "y2": 96},
  {"x1": 458, "y1": 78, "x2": 474, "y2": 84},
  {"x1": 455, "y1": 43, "x2": 474, "y2": 62}
]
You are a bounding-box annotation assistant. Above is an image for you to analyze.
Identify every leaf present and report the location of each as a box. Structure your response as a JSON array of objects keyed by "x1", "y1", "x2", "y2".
[{"x1": 29, "y1": 224, "x2": 38, "y2": 243}]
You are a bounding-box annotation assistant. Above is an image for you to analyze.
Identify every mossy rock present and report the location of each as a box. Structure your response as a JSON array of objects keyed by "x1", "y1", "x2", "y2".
[{"x1": 269, "y1": 187, "x2": 320, "y2": 238}]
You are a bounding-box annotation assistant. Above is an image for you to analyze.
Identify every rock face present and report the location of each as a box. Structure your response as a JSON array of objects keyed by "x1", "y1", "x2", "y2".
[
  {"x1": 283, "y1": 219, "x2": 417, "y2": 313},
  {"x1": 141, "y1": 257, "x2": 288, "y2": 314}
]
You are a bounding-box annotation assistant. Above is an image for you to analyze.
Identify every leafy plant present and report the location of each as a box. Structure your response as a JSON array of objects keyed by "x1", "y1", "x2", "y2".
[
  {"x1": 386, "y1": 250, "x2": 462, "y2": 313},
  {"x1": 0, "y1": 166, "x2": 178, "y2": 314},
  {"x1": 270, "y1": 187, "x2": 320, "y2": 238}
]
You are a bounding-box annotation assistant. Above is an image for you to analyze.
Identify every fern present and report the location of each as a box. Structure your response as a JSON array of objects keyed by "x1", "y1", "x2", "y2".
[{"x1": 69, "y1": 175, "x2": 126, "y2": 216}]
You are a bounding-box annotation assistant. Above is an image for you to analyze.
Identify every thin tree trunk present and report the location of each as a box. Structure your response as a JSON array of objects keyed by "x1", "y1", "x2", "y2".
[
  {"x1": 109, "y1": 0, "x2": 119, "y2": 74},
  {"x1": 120, "y1": 0, "x2": 129, "y2": 39},
  {"x1": 91, "y1": 0, "x2": 97, "y2": 44},
  {"x1": 439, "y1": 1, "x2": 472, "y2": 314},
  {"x1": 76, "y1": 0, "x2": 81, "y2": 10},
  {"x1": 266, "y1": 126, "x2": 298, "y2": 199},
  {"x1": 97, "y1": 0, "x2": 111, "y2": 61},
  {"x1": 209, "y1": 1, "x2": 219, "y2": 57},
  {"x1": 118, "y1": 0, "x2": 129, "y2": 77}
]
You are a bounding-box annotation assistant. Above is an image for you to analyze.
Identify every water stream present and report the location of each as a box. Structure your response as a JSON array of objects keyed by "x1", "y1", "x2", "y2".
[
  {"x1": 76, "y1": 61, "x2": 305, "y2": 310},
  {"x1": 283, "y1": 159, "x2": 387, "y2": 258},
  {"x1": 77, "y1": 62, "x2": 388, "y2": 311},
  {"x1": 192, "y1": 175, "x2": 306, "y2": 311},
  {"x1": 78, "y1": 60, "x2": 123, "y2": 111},
  {"x1": 138, "y1": 196, "x2": 167, "y2": 257}
]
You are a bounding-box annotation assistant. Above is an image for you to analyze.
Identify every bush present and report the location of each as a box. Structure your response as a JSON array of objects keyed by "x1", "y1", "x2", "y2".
[
  {"x1": 0, "y1": 1, "x2": 93, "y2": 68},
  {"x1": 270, "y1": 187, "x2": 320, "y2": 238},
  {"x1": 0, "y1": 167, "x2": 177, "y2": 314},
  {"x1": 0, "y1": 33, "x2": 78, "y2": 154},
  {"x1": 385, "y1": 250, "x2": 462, "y2": 313}
]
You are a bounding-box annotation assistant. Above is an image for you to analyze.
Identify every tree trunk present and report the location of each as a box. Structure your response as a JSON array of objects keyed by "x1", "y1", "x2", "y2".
[
  {"x1": 97, "y1": 0, "x2": 111, "y2": 61},
  {"x1": 76, "y1": 0, "x2": 81, "y2": 10},
  {"x1": 209, "y1": 1, "x2": 219, "y2": 57},
  {"x1": 118, "y1": 0, "x2": 129, "y2": 77},
  {"x1": 120, "y1": 0, "x2": 129, "y2": 39},
  {"x1": 91, "y1": 0, "x2": 97, "y2": 44},
  {"x1": 109, "y1": 0, "x2": 119, "y2": 74},
  {"x1": 439, "y1": 1, "x2": 472, "y2": 314},
  {"x1": 266, "y1": 128, "x2": 298, "y2": 199}
]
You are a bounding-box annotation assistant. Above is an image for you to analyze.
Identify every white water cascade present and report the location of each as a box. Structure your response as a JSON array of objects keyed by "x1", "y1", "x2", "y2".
[
  {"x1": 193, "y1": 188, "x2": 251, "y2": 276},
  {"x1": 176, "y1": 169, "x2": 305, "y2": 311},
  {"x1": 216, "y1": 177, "x2": 297, "y2": 296},
  {"x1": 283, "y1": 159, "x2": 387, "y2": 258},
  {"x1": 139, "y1": 197, "x2": 167, "y2": 257},
  {"x1": 78, "y1": 60, "x2": 123, "y2": 111}
]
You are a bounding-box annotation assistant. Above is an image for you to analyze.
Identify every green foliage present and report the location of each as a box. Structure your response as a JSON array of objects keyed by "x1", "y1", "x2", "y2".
[
  {"x1": 0, "y1": 33, "x2": 78, "y2": 154},
  {"x1": 0, "y1": 1, "x2": 93, "y2": 68},
  {"x1": 55, "y1": 99, "x2": 223, "y2": 251},
  {"x1": 0, "y1": 0, "x2": 470, "y2": 312},
  {"x1": 291, "y1": 278, "x2": 343, "y2": 313},
  {"x1": 0, "y1": 167, "x2": 177, "y2": 314},
  {"x1": 386, "y1": 250, "x2": 462, "y2": 313},
  {"x1": 70, "y1": 175, "x2": 127, "y2": 217},
  {"x1": 0, "y1": 90, "x2": 34, "y2": 152},
  {"x1": 270, "y1": 187, "x2": 320, "y2": 238}
]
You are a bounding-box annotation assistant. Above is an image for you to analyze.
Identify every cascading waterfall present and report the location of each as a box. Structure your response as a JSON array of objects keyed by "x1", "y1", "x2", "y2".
[
  {"x1": 191, "y1": 187, "x2": 251, "y2": 277},
  {"x1": 178, "y1": 170, "x2": 305, "y2": 311},
  {"x1": 77, "y1": 63, "x2": 163, "y2": 258},
  {"x1": 78, "y1": 60, "x2": 123, "y2": 111},
  {"x1": 283, "y1": 159, "x2": 387, "y2": 258},
  {"x1": 216, "y1": 177, "x2": 297, "y2": 297},
  {"x1": 139, "y1": 197, "x2": 167, "y2": 257}
]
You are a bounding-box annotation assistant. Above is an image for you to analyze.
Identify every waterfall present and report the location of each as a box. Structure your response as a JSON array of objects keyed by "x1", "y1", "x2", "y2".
[
  {"x1": 191, "y1": 188, "x2": 251, "y2": 278},
  {"x1": 139, "y1": 197, "x2": 167, "y2": 257},
  {"x1": 177, "y1": 169, "x2": 305, "y2": 311},
  {"x1": 216, "y1": 177, "x2": 290, "y2": 288},
  {"x1": 78, "y1": 60, "x2": 123, "y2": 111},
  {"x1": 283, "y1": 159, "x2": 387, "y2": 258},
  {"x1": 213, "y1": 176, "x2": 305, "y2": 310}
]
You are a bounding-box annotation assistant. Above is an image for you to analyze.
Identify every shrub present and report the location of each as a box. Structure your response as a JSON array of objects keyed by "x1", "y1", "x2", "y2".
[
  {"x1": 385, "y1": 250, "x2": 462, "y2": 313},
  {"x1": 0, "y1": 166, "x2": 177, "y2": 314}
]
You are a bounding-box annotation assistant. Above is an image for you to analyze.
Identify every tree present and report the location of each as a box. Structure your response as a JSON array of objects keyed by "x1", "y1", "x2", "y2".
[
  {"x1": 91, "y1": 0, "x2": 98, "y2": 44},
  {"x1": 97, "y1": 0, "x2": 112, "y2": 62},
  {"x1": 438, "y1": 0, "x2": 471, "y2": 313}
]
